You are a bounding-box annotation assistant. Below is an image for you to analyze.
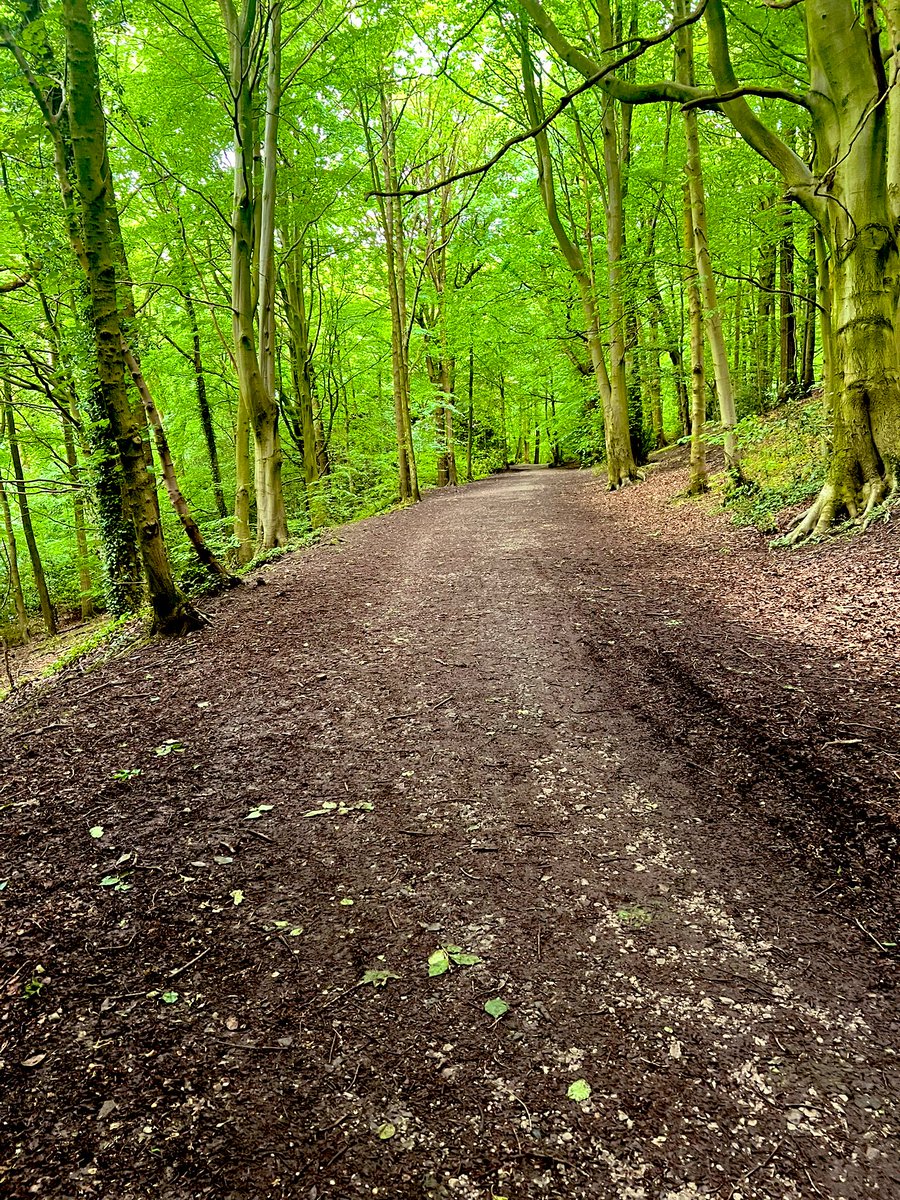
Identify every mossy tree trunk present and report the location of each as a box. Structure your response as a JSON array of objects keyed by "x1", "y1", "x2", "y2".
[
  {"x1": 219, "y1": 0, "x2": 290, "y2": 553},
  {"x1": 4, "y1": 400, "x2": 57, "y2": 634},
  {"x1": 63, "y1": 0, "x2": 197, "y2": 634}
]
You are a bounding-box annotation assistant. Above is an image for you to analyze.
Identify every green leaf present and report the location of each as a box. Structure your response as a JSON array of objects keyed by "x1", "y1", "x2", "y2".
[
  {"x1": 339, "y1": 897, "x2": 354, "y2": 906},
  {"x1": 427, "y1": 949, "x2": 450, "y2": 977},
  {"x1": 100, "y1": 875, "x2": 120, "y2": 887},
  {"x1": 361, "y1": 968, "x2": 398, "y2": 987},
  {"x1": 89, "y1": 826, "x2": 104, "y2": 839},
  {"x1": 161, "y1": 991, "x2": 179, "y2": 1004},
  {"x1": 230, "y1": 889, "x2": 244, "y2": 905},
  {"x1": 484, "y1": 997, "x2": 509, "y2": 1019},
  {"x1": 112, "y1": 768, "x2": 141, "y2": 781},
  {"x1": 449, "y1": 951, "x2": 482, "y2": 966},
  {"x1": 567, "y1": 1079, "x2": 591, "y2": 1102},
  {"x1": 154, "y1": 740, "x2": 185, "y2": 756},
  {"x1": 377, "y1": 1121, "x2": 396, "y2": 1140}
]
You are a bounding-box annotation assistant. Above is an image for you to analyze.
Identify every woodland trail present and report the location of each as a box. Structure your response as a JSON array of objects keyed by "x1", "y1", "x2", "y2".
[{"x1": 2, "y1": 467, "x2": 898, "y2": 1200}]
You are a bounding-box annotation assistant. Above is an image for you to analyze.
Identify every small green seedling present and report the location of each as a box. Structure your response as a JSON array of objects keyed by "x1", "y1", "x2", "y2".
[
  {"x1": 616, "y1": 904, "x2": 652, "y2": 928},
  {"x1": 154, "y1": 740, "x2": 185, "y2": 757},
  {"x1": 567, "y1": 1079, "x2": 591, "y2": 1102},
  {"x1": 427, "y1": 944, "x2": 482, "y2": 977},
  {"x1": 100, "y1": 875, "x2": 133, "y2": 893},
  {"x1": 245, "y1": 804, "x2": 274, "y2": 819},
  {"x1": 303, "y1": 799, "x2": 374, "y2": 818}
]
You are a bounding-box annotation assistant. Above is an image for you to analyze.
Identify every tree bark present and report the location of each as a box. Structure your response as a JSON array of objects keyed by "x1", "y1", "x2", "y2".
[
  {"x1": 684, "y1": 185, "x2": 708, "y2": 495},
  {"x1": 704, "y1": 0, "x2": 900, "y2": 534},
  {"x1": 4, "y1": 401, "x2": 57, "y2": 634},
  {"x1": 646, "y1": 310, "x2": 666, "y2": 449},
  {"x1": 220, "y1": 0, "x2": 290, "y2": 553},
  {"x1": 0, "y1": 467, "x2": 28, "y2": 640},
  {"x1": 281, "y1": 235, "x2": 324, "y2": 504},
  {"x1": 674, "y1": 0, "x2": 742, "y2": 478},
  {"x1": 466, "y1": 346, "x2": 474, "y2": 482},
  {"x1": 63, "y1": 0, "x2": 197, "y2": 634},
  {"x1": 184, "y1": 291, "x2": 227, "y2": 519},
  {"x1": 376, "y1": 88, "x2": 419, "y2": 502},
  {"x1": 58, "y1": 397, "x2": 94, "y2": 619},
  {"x1": 778, "y1": 202, "x2": 798, "y2": 401}
]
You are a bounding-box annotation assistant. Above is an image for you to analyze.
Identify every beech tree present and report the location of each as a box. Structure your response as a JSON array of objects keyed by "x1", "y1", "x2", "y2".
[{"x1": 518, "y1": 0, "x2": 900, "y2": 533}]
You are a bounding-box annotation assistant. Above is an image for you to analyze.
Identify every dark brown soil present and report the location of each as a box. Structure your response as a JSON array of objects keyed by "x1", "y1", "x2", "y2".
[{"x1": 1, "y1": 462, "x2": 898, "y2": 1200}]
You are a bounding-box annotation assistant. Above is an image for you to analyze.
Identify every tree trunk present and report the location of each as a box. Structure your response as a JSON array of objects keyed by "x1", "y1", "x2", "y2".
[
  {"x1": 184, "y1": 291, "x2": 227, "y2": 519},
  {"x1": 498, "y1": 373, "x2": 509, "y2": 468},
  {"x1": 674, "y1": 0, "x2": 742, "y2": 478},
  {"x1": 220, "y1": 0, "x2": 290, "y2": 554},
  {"x1": 684, "y1": 185, "x2": 709, "y2": 495},
  {"x1": 646, "y1": 310, "x2": 666, "y2": 449},
  {"x1": 0, "y1": 470, "x2": 28, "y2": 639},
  {"x1": 699, "y1": 0, "x2": 900, "y2": 534},
  {"x1": 466, "y1": 346, "x2": 474, "y2": 482},
  {"x1": 4, "y1": 401, "x2": 57, "y2": 634},
  {"x1": 58, "y1": 398, "x2": 94, "y2": 619},
  {"x1": 595, "y1": 0, "x2": 642, "y2": 476},
  {"x1": 520, "y1": 32, "x2": 636, "y2": 487},
  {"x1": 376, "y1": 88, "x2": 419, "y2": 503},
  {"x1": 123, "y1": 347, "x2": 234, "y2": 585},
  {"x1": 63, "y1": 0, "x2": 197, "y2": 634},
  {"x1": 282, "y1": 238, "x2": 322, "y2": 491},
  {"x1": 756, "y1": 213, "x2": 776, "y2": 404},
  {"x1": 800, "y1": 224, "x2": 817, "y2": 392},
  {"x1": 778, "y1": 202, "x2": 798, "y2": 400}
]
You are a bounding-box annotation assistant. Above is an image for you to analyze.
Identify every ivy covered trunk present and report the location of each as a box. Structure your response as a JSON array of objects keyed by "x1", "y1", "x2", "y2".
[{"x1": 63, "y1": 0, "x2": 196, "y2": 634}]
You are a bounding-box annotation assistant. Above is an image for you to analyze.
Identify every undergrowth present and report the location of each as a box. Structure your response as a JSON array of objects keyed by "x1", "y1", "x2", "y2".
[
  {"x1": 42, "y1": 614, "x2": 141, "y2": 678},
  {"x1": 719, "y1": 400, "x2": 827, "y2": 532}
]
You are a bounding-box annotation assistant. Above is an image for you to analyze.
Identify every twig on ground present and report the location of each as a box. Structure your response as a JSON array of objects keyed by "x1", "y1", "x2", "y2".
[
  {"x1": 10, "y1": 721, "x2": 72, "y2": 740},
  {"x1": 853, "y1": 916, "x2": 892, "y2": 953},
  {"x1": 169, "y1": 946, "x2": 212, "y2": 978},
  {"x1": 244, "y1": 826, "x2": 274, "y2": 843}
]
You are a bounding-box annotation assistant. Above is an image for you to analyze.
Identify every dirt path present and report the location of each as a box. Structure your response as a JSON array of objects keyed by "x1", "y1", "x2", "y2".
[{"x1": 2, "y1": 468, "x2": 898, "y2": 1199}]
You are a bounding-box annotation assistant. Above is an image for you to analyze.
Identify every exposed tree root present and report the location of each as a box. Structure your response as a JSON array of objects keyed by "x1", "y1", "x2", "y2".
[
  {"x1": 152, "y1": 602, "x2": 209, "y2": 637},
  {"x1": 775, "y1": 474, "x2": 897, "y2": 546}
]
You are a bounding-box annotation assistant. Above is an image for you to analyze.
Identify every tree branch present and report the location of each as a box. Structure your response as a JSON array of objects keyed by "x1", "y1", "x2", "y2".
[
  {"x1": 681, "y1": 84, "x2": 811, "y2": 111},
  {"x1": 370, "y1": 0, "x2": 710, "y2": 199}
]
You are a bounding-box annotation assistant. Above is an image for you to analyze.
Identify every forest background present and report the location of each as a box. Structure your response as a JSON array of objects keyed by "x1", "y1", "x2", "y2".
[{"x1": 0, "y1": 0, "x2": 893, "y2": 641}]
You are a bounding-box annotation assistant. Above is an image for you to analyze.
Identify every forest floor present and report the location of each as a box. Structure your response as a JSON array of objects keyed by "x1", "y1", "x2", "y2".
[{"x1": 1, "y1": 455, "x2": 898, "y2": 1200}]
